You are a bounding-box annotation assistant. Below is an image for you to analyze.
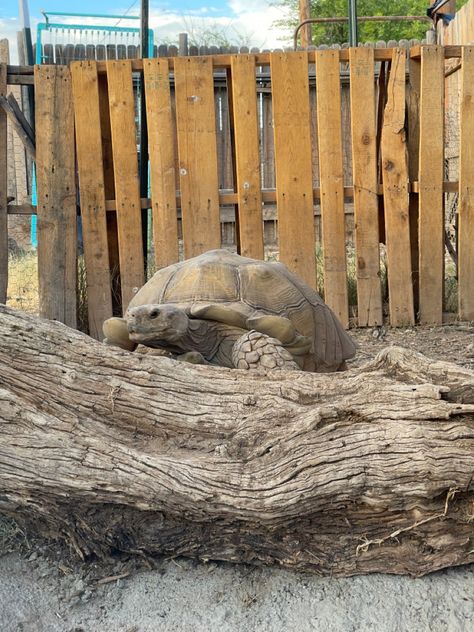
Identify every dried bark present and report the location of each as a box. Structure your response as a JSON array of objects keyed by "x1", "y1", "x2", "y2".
[{"x1": 0, "y1": 305, "x2": 473, "y2": 576}]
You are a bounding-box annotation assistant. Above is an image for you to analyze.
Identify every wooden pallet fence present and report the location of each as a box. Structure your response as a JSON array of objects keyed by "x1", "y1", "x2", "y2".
[{"x1": 5, "y1": 45, "x2": 469, "y2": 340}]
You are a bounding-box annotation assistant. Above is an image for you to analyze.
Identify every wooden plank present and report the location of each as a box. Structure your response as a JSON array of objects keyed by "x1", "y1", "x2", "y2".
[
  {"x1": 0, "y1": 63, "x2": 6, "y2": 304},
  {"x1": 71, "y1": 61, "x2": 113, "y2": 339},
  {"x1": 143, "y1": 58, "x2": 179, "y2": 269},
  {"x1": 418, "y1": 46, "x2": 445, "y2": 325},
  {"x1": 349, "y1": 47, "x2": 382, "y2": 327},
  {"x1": 230, "y1": 55, "x2": 264, "y2": 259},
  {"x1": 380, "y1": 49, "x2": 415, "y2": 326},
  {"x1": 106, "y1": 60, "x2": 144, "y2": 309},
  {"x1": 98, "y1": 72, "x2": 121, "y2": 316},
  {"x1": 174, "y1": 57, "x2": 220, "y2": 258},
  {"x1": 459, "y1": 46, "x2": 474, "y2": 320},
  {"x1": 35, "y1": 65, "x2": 77, "y2": 327},
  {"x1": 315, "y1": 49, "x2": 348, "y2": 326},
  {"x1": 271, "y1": 52, "x2": 316, "y2": 289}
]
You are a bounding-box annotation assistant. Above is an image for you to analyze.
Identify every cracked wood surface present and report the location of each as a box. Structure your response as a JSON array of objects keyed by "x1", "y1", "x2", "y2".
[{"x1": 0, "y1": 306, "x2": 473, "y2": 576}]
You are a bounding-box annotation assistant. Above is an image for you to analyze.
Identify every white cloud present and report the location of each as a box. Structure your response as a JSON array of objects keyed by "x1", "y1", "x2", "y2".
[{"x1": 149, "y1": 1, "x2": 292, "y2": 49}]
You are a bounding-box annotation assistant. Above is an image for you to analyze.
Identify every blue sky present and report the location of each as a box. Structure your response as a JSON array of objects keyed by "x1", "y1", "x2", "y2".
[{"x1": 1, "y1": 0, "x2": 291, "y2": 62}]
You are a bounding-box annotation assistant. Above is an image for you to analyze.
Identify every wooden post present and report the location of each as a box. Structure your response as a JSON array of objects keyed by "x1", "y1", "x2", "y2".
[{"x1": 298, "y1": 0, "x2": 313, "y2": 48}]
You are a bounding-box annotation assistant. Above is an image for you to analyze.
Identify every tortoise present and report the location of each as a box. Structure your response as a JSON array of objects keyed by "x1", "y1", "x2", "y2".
[{"x1": 103, "y1": 249, "x2": 356, "y2": 372}]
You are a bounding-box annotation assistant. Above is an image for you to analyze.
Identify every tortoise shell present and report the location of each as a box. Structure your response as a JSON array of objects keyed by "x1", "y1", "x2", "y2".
[{"x1": 127, "y1": 249, "x2": 356, "y2": 371}]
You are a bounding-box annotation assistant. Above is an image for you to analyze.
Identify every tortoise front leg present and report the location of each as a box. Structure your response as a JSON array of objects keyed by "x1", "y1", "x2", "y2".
[{"x1": 232, "y1": 331, "x2": 300, "y2": 371}]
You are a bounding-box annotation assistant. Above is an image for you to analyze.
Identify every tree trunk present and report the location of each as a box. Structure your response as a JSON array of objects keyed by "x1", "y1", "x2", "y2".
[{"x1": 0, "y1": 305, "x2": 473, "y2": 577}]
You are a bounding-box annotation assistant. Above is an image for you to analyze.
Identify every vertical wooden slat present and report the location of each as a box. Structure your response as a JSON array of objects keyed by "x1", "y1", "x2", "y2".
[
  {"x1": 71, "y1": 61, "x2": 113, "y2": 339},
  {"x1": 35, "y1": 65, "x2": 77, "y2": 327},
  {"x1": 230, "y1": 55, "x2": 264, "y2": 260},
  {"x1": 349, "y1": 47, "x2": 382, "y2": 326},
  {"x1": 107, "y1": 60, "x2": 144, "y2": 309},
  {"x1": 407, "y1": 56, "x2": 421, "y2": 315},
  {"x1": 174, "y1": 57, "x2": 221, "y2": 258},
  {"x1": 271, "y1": 51, "x2": 316, "y2": 289},
  {"x1": 0, "y1": 62, "x2": 7, "y2": 304},
  {"x1": 419, "y1": 46, "x2": 445, "y2": 325},
  {"x1": 98, "y1": 72, "x2": 121, "y2": 314},
  {"x1": 315, "y1": 49, "x2": 348, "y2": 326},
  {"x1": 459, "y1": 46, "x2": 474, "y2": 320},
  {"x1": 381, "y1": 49, "x2": 415, "y2": 326},
  {"x1": 143, "y1": 58, "x2": 179, "y2": 269}
]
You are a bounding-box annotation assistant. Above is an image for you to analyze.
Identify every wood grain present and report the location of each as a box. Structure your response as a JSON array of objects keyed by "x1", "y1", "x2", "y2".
[
  {"x1": 71, "y1": 61, "x2": 113, "y2": 339},
  {"x1": 380, "y1": 49, "x2": 415, "y2": 326},
  {"x1": 1, "y1": 305, "x2": 473, "y2": 577},
  {"x1": 271, "y1": 52, "x2": 316, "y2": 289},
  {"x1": 418, "y1": 47, "x2": 445, "y2": 325},
  {"x1": 35, "y1": 65, "x2": 77, "y2": 327},
  {"x1": 315, "y1": 50, "x2": 348, "y2": 326},
  {"x1": 144, "y1": 58, "x2": 179, "y2": 269},
  {"x1": 459, "y1": 47, "x2": 474, "y2": 320},
  {"x1": 230, "y1": 55, "x2": 264, "y2": 259},
  {"x1": 349, "y1": 47, "x2": 382, "y2": 327},
  {"x1": 107, "y1": 60, "x2": 144, "y2": 310},
  {"x1": 174, "y1": 57, "x2": 221, "y2": 258}
]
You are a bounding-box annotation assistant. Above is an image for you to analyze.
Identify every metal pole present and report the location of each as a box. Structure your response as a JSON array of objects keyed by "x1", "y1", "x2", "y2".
[
  {"x1": 348, "y1": 0, "x2": 358, "y2": 47},
  {"x1": 140, "y1": 0, "x2": 149, "y2": 269}
]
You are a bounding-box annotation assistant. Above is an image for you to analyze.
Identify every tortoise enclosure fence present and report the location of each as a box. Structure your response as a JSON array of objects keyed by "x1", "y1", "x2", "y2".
[{"x1": 3, "y1": 45, "x2": 474, "y2": 338}]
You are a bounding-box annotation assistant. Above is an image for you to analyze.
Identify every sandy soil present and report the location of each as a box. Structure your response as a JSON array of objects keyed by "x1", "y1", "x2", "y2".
[{"x1": 1, "y1": 322, "x2": 474, "y2": 632}]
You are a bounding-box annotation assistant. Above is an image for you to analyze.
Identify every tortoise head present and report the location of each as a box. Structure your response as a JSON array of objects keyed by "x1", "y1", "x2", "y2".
[{"x1": 126, "y1": 304, "x2": 189, "y2": 344}]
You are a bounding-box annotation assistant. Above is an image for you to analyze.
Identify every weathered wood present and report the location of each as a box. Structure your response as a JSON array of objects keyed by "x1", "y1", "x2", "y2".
[
  {"x1": 71, "y1": 61, "x2": 113, "y2": 340},
  {"x1": 0, "y1": 95, "x2": 35, "y2": 158},
  {"x1": 459, "y1": 46, "x2": 474, "y2": 320},
  {"x1": 107, "y1": 60, "x2": 144, "y2": 309},
  {"x1": 407, "y1": 56, "x2": 421, "y2": 316},
  {"x1": 174, "y1": 57, "x2": 221, "y2": 258},
  {"x1": 315, "y1": 50, "x2": 348, "y2": 326},
  {"x1": 381, "y1": 49, "x2": 415, "y2": 326},
  {"x1": 271, "y1": 52, "x2": 316, "y2": 289},
  {"x1": 35, "y1": 65, "x2": 77, "y2": 328},
  {"x1": 98, "y1": 72, "x2": 121, "y2": 316},
  {"x1": 349, "y1": 47, "x2": 382, "y2": 327},
  {"x1": 143, "y1": 58, "x2": 179, "y2": 269},
  {"x1": 0, "y1": 306, "x2": 473, "y2": 577},
  {"x1": 230, "y1": 55, "x2": 264, "y2": 259},
  {"x1": 418, "y1": 46, "x2": 444, "y2": 325},
  {"x1": 0, "y1": 63, "x2": 7, "y2": 304}
]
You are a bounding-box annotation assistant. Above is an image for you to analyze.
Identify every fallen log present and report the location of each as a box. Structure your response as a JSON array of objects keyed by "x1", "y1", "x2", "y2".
[{"x1": 0, "y1": 305, "x2": 473, "y2": 576}]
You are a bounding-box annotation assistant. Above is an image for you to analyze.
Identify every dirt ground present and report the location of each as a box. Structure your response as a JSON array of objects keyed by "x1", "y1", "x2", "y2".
[{"x1": 1, "y1": 322, "x2": 474, "y2": 632}]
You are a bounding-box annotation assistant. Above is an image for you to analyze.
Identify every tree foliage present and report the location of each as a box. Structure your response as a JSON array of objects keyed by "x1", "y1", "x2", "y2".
[{"x1": 275, "y1": 0, "x2": 469, "y2": 46}]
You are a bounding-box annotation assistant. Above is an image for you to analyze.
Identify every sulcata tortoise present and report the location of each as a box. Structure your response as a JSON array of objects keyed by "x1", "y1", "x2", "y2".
[{"x1": 103, "y1": 249, "x2": 356, "y2": 372}]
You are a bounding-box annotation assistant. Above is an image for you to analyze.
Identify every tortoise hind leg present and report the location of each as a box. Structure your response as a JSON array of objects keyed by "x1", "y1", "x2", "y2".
[{"x1": 232, "y1": 331, "x2": 300, "y2": 371}]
